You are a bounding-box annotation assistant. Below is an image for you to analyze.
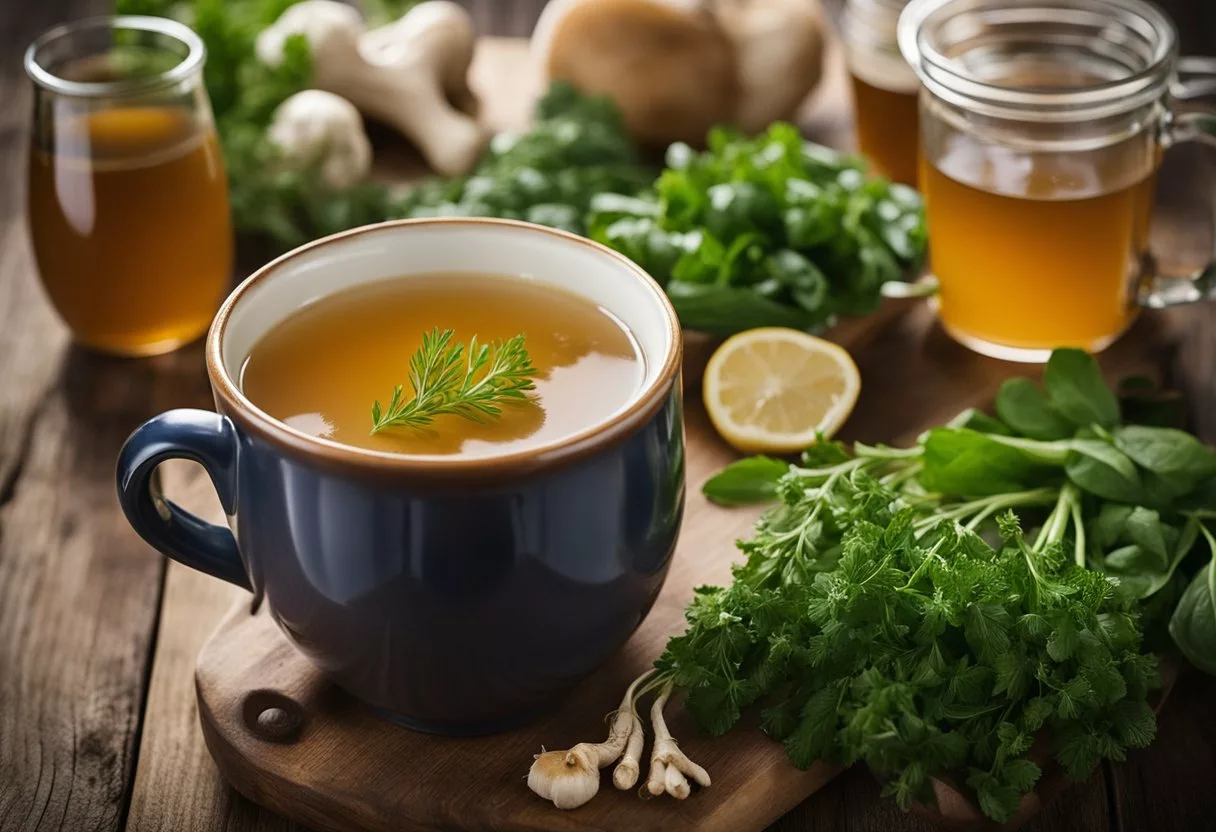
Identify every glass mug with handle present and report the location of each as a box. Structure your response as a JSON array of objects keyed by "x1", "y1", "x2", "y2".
[
  {"x1": 899, "y1": 0, "x2": 1216, "y2": 362},
  {"x1": 25, "y1": 16, "x2": 232, "y2": 357}
]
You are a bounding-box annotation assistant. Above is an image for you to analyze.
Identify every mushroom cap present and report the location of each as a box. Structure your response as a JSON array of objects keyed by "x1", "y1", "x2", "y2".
[{"x1": 535, "y1": 0, "x2": 738, "y2": 148}]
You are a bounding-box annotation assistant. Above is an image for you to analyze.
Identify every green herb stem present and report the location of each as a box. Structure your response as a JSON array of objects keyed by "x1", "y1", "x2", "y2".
[{"x1": 370, "y1": 329, "x2": 538, "y2": 434}]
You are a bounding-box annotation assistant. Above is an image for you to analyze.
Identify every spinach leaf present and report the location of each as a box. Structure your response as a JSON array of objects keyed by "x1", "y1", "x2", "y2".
[
  {"x1": 703, "y1": 456, "x2": 791, "y2": 506},
  {"x1": 1093, "y1": 504, "x2": 1135, "y2": 550},
  {"x1": 920, "y1": 428, "x2": 1055, "y2": 496},
  {"x1": 1114, "y1": 425, "x2": 1216, "y2": 486},
  {"x1": 1125, "y1": 507, "x2": 1172, "y2": 567},
  {"x1": 1104, "y1": 545, "x2": 1179, "y2": 599},
  {"x1": 665, "y1": 281, "x2": 817, "y2": 336},
  {"x1": 1043, "y1": 349, "x2": 1121, "y2": 430},
  {"x1": 996, "y1": 378, "x2": 1075, "y2": 441},
  {"x1": 1065, "y1": 453, "x2": 1144, "y2": 504},
  {"x1": 1067, "y1": 439, "x2": 1141, "y2": 484},
  {"x1": 1169, "y1": 524, "x2": 1216, "y2": 675}
]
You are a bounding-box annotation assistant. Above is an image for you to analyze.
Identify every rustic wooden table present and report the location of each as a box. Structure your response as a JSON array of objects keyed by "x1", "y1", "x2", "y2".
[{"x1": 3, "y1": 2, "x2": 1216, "y2": 831}]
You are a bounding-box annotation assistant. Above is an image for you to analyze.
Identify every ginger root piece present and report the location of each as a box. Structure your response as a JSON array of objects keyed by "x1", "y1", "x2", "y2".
[{"x1": 257, "y1": 0, "x2": 488, "y2": 177}]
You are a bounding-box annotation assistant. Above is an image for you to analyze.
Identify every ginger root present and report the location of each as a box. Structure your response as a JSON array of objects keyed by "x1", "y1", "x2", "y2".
[
  {"x1": 527, "y1": 671, "x2": 652, "y2": 809},
  {"x1": 257, "y1": 0, "x2": 488, "y2": 177}
]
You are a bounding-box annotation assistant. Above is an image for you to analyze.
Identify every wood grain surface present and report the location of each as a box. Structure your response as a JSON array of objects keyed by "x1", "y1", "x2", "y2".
[{"x1": 0, "y1": 2, "x2": 1214, "y2": 832}]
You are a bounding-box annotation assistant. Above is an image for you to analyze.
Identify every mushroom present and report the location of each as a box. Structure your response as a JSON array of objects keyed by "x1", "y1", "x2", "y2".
[
  {"x1": 713, "y1": 0, "x2": 825, "y2": 133},
  {"x1": 256, "y1": 0, "x2": 488, "y2": 177},
  {"x1": 532, "y1": 0, "x2": 737, "y2": 148},
  {"x1": 266, "y1": 89, "x2": 373, "y2": 189},
  {"x1": 531, "y1": 0, "x2": 825, "y2": 147}
]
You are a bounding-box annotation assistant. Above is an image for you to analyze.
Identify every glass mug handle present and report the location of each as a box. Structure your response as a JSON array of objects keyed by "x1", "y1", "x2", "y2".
[{"x1": 1139, "y1": 71, "x2": 1216, "y2": 309}]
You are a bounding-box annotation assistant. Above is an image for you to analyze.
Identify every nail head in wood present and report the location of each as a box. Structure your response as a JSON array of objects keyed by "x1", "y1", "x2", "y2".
[{"x1": 242, "y1": 691, "x2": 305, "y2": 744}]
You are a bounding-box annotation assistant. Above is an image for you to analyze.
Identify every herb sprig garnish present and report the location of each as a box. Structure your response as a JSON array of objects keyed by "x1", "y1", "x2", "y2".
[{"x1": 370, "y1": 328, "x2": 538, "y2": 434}]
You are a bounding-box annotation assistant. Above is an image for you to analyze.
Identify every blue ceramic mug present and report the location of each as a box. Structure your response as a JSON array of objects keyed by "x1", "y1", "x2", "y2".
[{"x1": 116, "y1": 218, "x2": 685, "y2": 735}]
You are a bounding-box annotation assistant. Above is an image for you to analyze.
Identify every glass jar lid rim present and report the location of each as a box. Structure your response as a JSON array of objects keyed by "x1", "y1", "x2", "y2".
[
  {"x1": 898, "y1": 0, "x2": 1178, "y2": 118},
  {"x1": 24, "y1": 15, "x2": 205, "y2": 98}
]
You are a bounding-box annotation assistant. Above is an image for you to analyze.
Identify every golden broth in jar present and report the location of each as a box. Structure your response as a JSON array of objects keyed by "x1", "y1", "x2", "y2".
[
  {"x1": 919, "y1": 60, "x2": 1160, "y2": 355},
  {"x1": 28, "y1": 105, "x2": 232, "y2": 355},
  {"x1": 922, "y1": 150, "x2": 1156, "y2": 351},
  {"x1": 842, "y1": 0, "x2": 921, "y2": 186},
  {"x1": 849, "y1": 69, "x2": 920, "y2": 186}
]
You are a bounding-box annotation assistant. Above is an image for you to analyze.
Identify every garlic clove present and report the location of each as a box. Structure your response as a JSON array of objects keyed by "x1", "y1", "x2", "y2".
[
  {"x1": 266, "y1": 90, "x2": 372, "y2": 190},
  {"x1": 527, "y1": 748, "x2": 601, "y2": 810}
]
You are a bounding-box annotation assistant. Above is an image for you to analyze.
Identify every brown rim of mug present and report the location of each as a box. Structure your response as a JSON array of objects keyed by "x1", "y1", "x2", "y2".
[{"x1": 205, "y1": 217, "x2": 684, "y2": 482}]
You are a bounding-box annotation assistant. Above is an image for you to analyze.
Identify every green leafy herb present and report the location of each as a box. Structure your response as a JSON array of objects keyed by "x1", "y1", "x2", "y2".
[
  {"x1": 682, "y1": 348, "x2": 1216, "y2": 821},
  {"x1": 587, "y1": 124, "x2": 927, "y2": 335},
  {"x1": 1042, "y1": 348, "x2": 1121, "y2": 430},
  {"x1": 370, "y1": 329, "x2": 538, "y2": 434},
  {"x1": 700, "y1": 456, "x2": 790, "y2": 506},
  {"x1": 399, "y1": 82, "x2": 653, "y2": 235},
  {"x1": 1170, "y1": 524, "x2": 1216, "y2": 675}
]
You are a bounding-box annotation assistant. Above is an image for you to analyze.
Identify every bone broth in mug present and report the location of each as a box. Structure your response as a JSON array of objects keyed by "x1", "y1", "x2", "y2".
[
  {"x1": 240, "y1": 272, "x2": 644, "y2": 455},
  {"x1": 117, "y1": 219, "x2": 685, "y2": 732}
]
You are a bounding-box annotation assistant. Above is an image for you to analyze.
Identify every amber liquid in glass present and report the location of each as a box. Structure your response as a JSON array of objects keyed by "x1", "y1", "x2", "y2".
[
  {"x1": 240, "y1": 273, "x2": 644, "y2": 457},
  {"x1": 28, "y1": 106, "x2": 232, "y2": 355},
  {"x1": 850, "y1": 72, "x2": 920, "y2": 186},
  {"x1": 922, "y1": 152, "x2": 1156, "y2": 353}
]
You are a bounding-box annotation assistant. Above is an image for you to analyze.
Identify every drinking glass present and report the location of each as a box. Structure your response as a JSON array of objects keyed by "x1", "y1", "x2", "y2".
[
  {"x1": 842, "y1": 0, "x2": 921, "y2": 185},
  {"x1": 899, "y1": 0, "x2": 1216, "y2": 362},
  {"x1": 25, "y1": 16, "x2": 232, "y2": 357}
]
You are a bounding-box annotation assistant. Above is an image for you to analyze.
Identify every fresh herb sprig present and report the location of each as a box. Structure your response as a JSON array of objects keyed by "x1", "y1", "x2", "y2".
[
  {"x1": 663, "y1": 348, "x2": 1216, "y2": 822},
  {"x1": 370, "y1": 329, "x2": 538, "y2": 434}
]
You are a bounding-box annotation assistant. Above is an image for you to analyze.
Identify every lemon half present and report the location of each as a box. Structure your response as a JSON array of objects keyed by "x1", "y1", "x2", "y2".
[{"x1": 702, "y1": 328, "x2": 861, "y2": 454}]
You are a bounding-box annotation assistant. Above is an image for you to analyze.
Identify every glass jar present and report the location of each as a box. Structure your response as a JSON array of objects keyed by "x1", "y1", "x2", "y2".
[
  {"x1": 899, "y1": 0, "x2": 1216, "y2": 362},
  {"x1": 26, "y1": 16, "x2": 233, "y2": 357},
  {"x1": 841, "y1": 0, "x2": 921, "y2": 185}
]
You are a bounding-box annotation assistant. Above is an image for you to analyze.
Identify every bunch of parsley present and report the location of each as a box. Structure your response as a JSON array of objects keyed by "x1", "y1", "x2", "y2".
[
  {"x1": 676, "y1": 348, "x2": 1216, "y2": 821},
  {"x1": 586, "y1": 124, "x2": 927, "y2": 335}
]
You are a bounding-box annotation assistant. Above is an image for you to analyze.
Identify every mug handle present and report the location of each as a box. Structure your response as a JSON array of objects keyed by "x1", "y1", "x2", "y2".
[
  {"x1": 116, "y1": 409, "x2": 251, "y2": 590},
  {"x1": 1139, "y1": 81, "x2": 1216, "y2": 309}
]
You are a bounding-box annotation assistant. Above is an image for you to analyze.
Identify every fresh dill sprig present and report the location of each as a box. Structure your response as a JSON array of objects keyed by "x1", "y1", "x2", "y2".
[{"x1": 370, "y1": 328, "x2": 539, "y2": 434}]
